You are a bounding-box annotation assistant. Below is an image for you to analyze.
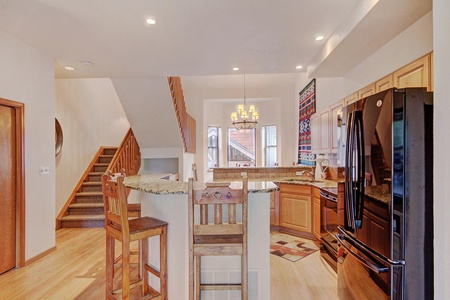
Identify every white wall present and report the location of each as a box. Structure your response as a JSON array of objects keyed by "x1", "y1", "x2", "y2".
[
  {"x1": 0, "y1": 30, "x2": 55, "y2": 260},
  {"x1": 184, "y1": 84, "x2": 297, "y2": 183},
  {"x1": 55, "y1": 79, "x2": 130, "y2": 216},
  {"x1": 433, "y1": 0, "x2": 449, "y2": 297}
]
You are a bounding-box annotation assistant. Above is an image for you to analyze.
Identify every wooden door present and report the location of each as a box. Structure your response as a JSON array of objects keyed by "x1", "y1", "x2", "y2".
[{"x1": 0, "y1": 105, "x2": 16, "y2": 274}]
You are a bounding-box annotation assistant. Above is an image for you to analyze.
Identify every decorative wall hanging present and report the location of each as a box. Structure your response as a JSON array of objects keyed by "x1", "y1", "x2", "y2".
[
  {"x1": 298, "y1": 79, "x2": 316, "y2": 166},
  {"x1": 55, "y1": 118, "x2": 63, "y2": 157}
]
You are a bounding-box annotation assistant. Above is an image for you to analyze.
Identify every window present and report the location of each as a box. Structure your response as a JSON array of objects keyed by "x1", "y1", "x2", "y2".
[
  {"x1": 207, "y1": 126, "x2": 219, "y2": 168},
  {"x1": 263, "y1": 125, "x2": 277, "y2": 167},
  {"x1": 227, "y1": 128, "x2": 256, "y2": 167}
]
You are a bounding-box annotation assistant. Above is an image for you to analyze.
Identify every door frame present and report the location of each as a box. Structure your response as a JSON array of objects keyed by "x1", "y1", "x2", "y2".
[{"x1": 0, "y1": 98, "x2": 25, "y2": 268}]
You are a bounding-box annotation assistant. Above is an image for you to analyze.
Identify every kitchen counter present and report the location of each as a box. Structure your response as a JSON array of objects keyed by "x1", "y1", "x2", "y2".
[
  {"x1": 123, "y1": 173, "x2": 272, "y2": 299},
  {"x1": 365, "y1": 184, "x2": 391, "y2": 205},
  {"x1": 123, "y1": 173, "x2": 338, "y2": 195}
]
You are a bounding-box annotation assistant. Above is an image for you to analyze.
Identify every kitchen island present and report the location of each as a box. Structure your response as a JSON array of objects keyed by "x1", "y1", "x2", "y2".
[{"x1": 124, "y1": 174, "x2": 278, "y2": 300}]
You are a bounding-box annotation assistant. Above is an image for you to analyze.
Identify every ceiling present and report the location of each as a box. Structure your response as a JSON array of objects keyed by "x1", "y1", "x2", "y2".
[{"x1": 0, "y1": 0, "x2": 432, "y2": 83}]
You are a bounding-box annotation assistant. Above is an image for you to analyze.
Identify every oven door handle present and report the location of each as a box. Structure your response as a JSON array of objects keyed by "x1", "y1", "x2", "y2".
[{"x1": 336, "y1": 233, "x2": 389, "y2": 273}]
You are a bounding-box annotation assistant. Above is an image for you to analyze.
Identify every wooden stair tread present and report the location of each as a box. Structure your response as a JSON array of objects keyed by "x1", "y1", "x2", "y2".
[
  {"x1": 94, "y1": 163, "x2": 109, "y2": 166},
  {"x1": 76, "y1": 192, "x2": 103, "y2": 196},
  {"x1": 89, "y1": 172, "x2": 104, "y2": 175},
  {"x1": 82, "y1": 182, "x2": 102, "y2": 186},
  {"x1": 61, "y1": 214, "x2": 105, "y2": 221},
  {"x1": 70, "y1": 203, "x2": 104, "y2": 208}
]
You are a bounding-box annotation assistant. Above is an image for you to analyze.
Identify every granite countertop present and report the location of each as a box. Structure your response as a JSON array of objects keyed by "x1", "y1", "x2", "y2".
[
  {"x1": 365, "y1": 184, "x2": 391, "y2": 205},
  {"x1": 123, "y1": 173, "x2": 338, "y2": 195}
]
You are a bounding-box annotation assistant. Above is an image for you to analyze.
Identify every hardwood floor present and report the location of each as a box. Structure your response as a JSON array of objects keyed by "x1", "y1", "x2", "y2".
[{"x1": 0, "y1": 228, "x2": 338, "y2": 299}]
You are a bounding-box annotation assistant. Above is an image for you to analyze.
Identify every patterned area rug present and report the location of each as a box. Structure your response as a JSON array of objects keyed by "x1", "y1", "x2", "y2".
[{"x1": 270, "y1": 232, "x2": 319, "y2": 262}]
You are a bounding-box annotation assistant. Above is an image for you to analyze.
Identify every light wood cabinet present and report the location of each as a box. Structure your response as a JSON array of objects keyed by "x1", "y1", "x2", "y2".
[
  {"x1": 375, "y1": 74, "x2": 394, "y2": 92},
  {"x1": 312, "y1": 188, "x2": 321, "y2": 239},
  {"x1": 280, "y1": 184, "x2": 312, "y2": 234},
  {"x1": 393, "y1": 55, "x2": 431, "y2": 91},
  {"x1": 270, "y1": 191, "x2": 280, "y2": 227},
  {"x1": 358, "y1": 83, "x2": 376, "y2": 99},
  {"x1": 320, "y1": 110, "x2": 330, "y2": 153},
  {"x1": 344, "y1": 92, "x2": 358, "y2": 106},
  {"x1": 311, "y1": 109, "x2": 331, "y2": 154},
  {"x1": 310, "y1": 113, "x2": 320, "y2": 153},
  {"x1": 330, "y1": 101, "x2": 343, "y2": 154}
]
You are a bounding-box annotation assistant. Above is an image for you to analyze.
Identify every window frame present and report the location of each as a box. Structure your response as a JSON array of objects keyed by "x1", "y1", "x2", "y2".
[{"x1": 263, "y1": 125, "x2": 277, "y2": 167}]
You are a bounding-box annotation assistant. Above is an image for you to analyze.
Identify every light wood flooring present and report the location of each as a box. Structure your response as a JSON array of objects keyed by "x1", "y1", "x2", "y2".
[{"x1": 0, "y1": 228, "x2": 338, "y2": 299}]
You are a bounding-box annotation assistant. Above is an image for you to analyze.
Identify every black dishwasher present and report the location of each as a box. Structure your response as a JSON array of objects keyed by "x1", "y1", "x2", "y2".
[{"x1": 319, "y1": 188, "x2": 339, "y2": 272}]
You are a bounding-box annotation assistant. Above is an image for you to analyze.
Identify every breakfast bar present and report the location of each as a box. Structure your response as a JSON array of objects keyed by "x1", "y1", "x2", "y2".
[{"x1": 124, "y1": 174, "x2": 278, "y2": 300}]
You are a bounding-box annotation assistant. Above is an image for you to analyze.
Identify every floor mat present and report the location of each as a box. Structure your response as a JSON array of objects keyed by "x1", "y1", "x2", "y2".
[{"x1": 270, "y1": 232, "x2": 319, "y2": 262}]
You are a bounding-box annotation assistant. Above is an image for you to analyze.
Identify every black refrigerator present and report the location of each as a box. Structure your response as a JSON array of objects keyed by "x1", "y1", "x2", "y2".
[{"x1": 336, "y1": 88, "x2": 433, "y2": 299}]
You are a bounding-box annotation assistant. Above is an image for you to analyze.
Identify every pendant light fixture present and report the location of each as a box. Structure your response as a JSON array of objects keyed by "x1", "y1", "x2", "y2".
[{"x1": 230, "y1": 74, "x2": 259, "y2": 130}]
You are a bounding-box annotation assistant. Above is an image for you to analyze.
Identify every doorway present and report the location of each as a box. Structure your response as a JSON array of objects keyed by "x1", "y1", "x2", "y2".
[{"x1": 0, "y1": 98, "x2": 25, "y2": 274}]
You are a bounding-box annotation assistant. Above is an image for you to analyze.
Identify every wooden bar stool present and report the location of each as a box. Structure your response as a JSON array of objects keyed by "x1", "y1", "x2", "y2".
[
  {"x1": 188, "y1": 177, "x2": 248, "y2": 300},
  {"x1": 102, "y1": 173, "x2": 168, "y2": 300}
]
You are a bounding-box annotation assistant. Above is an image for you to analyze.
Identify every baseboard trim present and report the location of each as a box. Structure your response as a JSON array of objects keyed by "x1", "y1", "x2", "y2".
[{"x1": 25, "y1": 246, "x2": 57, "y2": 266}]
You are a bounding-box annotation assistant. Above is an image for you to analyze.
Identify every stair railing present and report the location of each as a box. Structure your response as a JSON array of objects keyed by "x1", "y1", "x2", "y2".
[
  {"x1": 108, "y1": 128, "x2": 141, "y2": 176},
  {"x1": 168, "y1": 76, "x2": 196, "y2": 153}
]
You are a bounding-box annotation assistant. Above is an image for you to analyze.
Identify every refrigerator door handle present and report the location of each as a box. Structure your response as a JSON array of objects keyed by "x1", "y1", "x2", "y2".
[
  {"x1": 354, "y1": 110, "x2": 365, "y2": 228},
  {"x1": 336, "y1": 233, "x2": 389, "y2": 274},
  {"x1": 345, "y1": 111, "x2": 355, "y2": 227}
]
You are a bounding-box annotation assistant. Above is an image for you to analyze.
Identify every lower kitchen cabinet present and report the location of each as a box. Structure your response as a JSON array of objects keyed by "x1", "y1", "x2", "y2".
[
  {"x1": 312, "y1": 187, "x2": 321, "y2": 239},
  {"x1": 270, "y1": 191, "x2": 280, "y2": 227},
  {"x1": 279, "y1": 184, "x2": 312, "y2": 235}
]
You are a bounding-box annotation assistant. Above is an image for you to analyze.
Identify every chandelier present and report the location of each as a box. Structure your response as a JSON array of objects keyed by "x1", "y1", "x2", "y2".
[{"x1": 230, "y1": 75, "x2": 259, "y2": 130}]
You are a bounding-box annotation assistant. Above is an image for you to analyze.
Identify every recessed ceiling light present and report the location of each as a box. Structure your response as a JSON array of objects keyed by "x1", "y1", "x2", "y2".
[
  {"x1": 233, "y1": 67, "x2": 239, "y2": 71},
  {"x1": 315, "y1": 35, "x2": 324, "y2": 41},
  {"x1": 64, "y1": 66, "x2": 76, "y2": 71},
  {"x1": 146, "y1": 18, "x2": 156, "y2": 25},
  {"x1": 296, "y1": 65, "x2": 303, "y2": 70}
]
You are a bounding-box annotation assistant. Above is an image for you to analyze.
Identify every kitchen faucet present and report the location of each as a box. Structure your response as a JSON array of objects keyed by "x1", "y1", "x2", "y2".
[{"x1": 298, "y1": 169, "x2": 314, "y2": 178}]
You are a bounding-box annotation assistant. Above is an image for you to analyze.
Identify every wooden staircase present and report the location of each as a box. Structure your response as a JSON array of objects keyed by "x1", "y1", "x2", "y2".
[
  {"x1": 58, "y1": 148, "x2": 117, "y2": 228},
  {"x1": 56, "y1": 129, "x2": 141, "y2": 229}
]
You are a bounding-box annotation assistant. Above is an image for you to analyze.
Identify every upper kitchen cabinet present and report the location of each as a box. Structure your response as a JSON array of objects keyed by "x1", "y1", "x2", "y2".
[
  {"x1": 393, "y1": 54, "x2": 431, "y2": 91},
  {"x1": 311, "y1": 100, "x2": 342, "y2": 154},
  {"x1": 375, "y1": 74, "x2": 394, "y2": 92},
  {"x1": 311, "y1": 109, "x2": 330, "y2": 154},
  {"x1": 358, "y1": 83, "x2": 376, "y2": 99},
  {"x1": 343, "y1": 92, "x2": 358, "y2": 106},
  {"x1": 330, "y1": 101, "x2": 343, "y2": 154}
]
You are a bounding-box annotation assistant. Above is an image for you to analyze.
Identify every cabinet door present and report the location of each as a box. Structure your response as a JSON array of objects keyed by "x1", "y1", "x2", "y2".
[
  {"x1": 313, "y1": 195, "x2": 321, "y2": 239},
  {"x1": 344, "y1": 92, "x2": 358, "y2": 106},
  {"x1": 330, "y1": 102, "x2": 343, "y2": 153},
  {"x1": 368, "y1": 212, "x2": 390, "y2": 257},
  {"x1": 393, "y1": 55, "x2": 431, "y2": 91},
  {"x1": 280, "y1": 192, "x2": 312, "y2": 233},
  {"x1": 310, "y1": 113, "x2": 320, "y2": 153},
  {"x1": 320, "y1": 110, "x2": 330, "y2": 153},
  {"x1": 376, "y1": 74, "x2": 394, "y2": 92},
  {"x1": 358, "y1": 83, "x2": 376, "y2": 99},
  {"x1": 270, "y1": 191, "x2": 280, "y2": 226}
]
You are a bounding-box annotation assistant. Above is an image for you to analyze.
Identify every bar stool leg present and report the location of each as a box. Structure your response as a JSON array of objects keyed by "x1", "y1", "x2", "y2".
[
  {"x1": 122, "y1": 240, "x2": 131, "y2": 300},
  {"x1": 160, "y1": 226, "x2": 168, "y2": 300},
  {"x1": 142, "y1": 238, "x2": 149, "y2": 296},
  {"x1": 195, "y1": 256, "x2": 201, "y2": 300},
  {"x1": 106, "y1": 235, "x2": 115, "y2": 298}
]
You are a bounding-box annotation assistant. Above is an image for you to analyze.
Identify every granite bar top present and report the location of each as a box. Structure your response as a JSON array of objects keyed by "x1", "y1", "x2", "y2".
[
  {"x1": 123, "y1": 173, "x2": 339, "y2": 195},
  {"x1": 365, "y1": 184, "x2": 391, "y2": 205}
]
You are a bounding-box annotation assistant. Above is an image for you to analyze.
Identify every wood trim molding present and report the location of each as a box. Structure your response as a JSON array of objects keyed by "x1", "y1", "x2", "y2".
[
  {"x1": 0, "y1": 97, "x2": 25, "y2": 268},
  {"x1": 25, "y1": 246, "x2": 56, "y2": 266}
]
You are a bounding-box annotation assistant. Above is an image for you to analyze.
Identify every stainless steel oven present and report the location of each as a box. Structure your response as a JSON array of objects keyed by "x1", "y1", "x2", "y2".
[{"x1": 320, "y1": 188, "x2": 339, "y2": 271}]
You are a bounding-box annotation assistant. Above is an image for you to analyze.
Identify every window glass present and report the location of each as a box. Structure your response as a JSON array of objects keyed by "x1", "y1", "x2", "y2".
[
  {"x1": 264, "y1": 125, "x2": 277, "y2": 167},
  {"x1": 208, "y1": 127, "x2": 219, "y2": 168},
  {"x1": 227, "y1": 128, "x2": 256, "y2": 167}
]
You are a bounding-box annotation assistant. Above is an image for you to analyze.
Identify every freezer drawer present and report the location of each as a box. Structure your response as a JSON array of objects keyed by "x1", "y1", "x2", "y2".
[{"x1": 337, "y1": 231, "x2": 404, "y2": 300}]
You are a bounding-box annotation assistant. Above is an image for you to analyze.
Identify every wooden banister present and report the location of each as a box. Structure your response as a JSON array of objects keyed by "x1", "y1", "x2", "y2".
[
  {"x1": 168, "y1": 76, "x2": 196, "y2": 153},
  {"x1": 108, "y1": 128, "x2": 141, "y2": 176}
]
